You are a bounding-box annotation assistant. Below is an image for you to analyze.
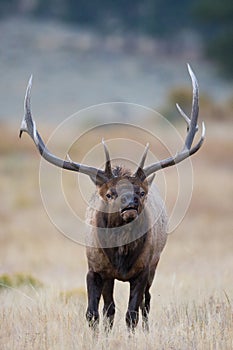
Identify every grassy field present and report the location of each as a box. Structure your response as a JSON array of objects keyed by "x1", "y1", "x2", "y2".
[{"x1": 0, "y1": 119, "x2": 232, "y2": 349}]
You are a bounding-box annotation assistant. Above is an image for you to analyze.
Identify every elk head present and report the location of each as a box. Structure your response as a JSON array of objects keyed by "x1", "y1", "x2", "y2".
[
  {"x1": 96, "y1": 165, "x2": 155, "y2": 225},
  {"x1": 19, "y1": 64, "x2": 205, "y2": 215}
]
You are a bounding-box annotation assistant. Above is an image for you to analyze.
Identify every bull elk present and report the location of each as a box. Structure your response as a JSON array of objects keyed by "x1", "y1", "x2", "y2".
[{"x1": 19, "y1": 64, "x2": 205, "y2": 331}]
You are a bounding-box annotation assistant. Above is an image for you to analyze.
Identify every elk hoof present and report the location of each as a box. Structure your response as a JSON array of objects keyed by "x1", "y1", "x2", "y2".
[
  {"x1": 86, "y1": 310, "x2": 99, "y2": 329},
  {"x1": 125, "y1": 310, "x2": 139, "y2": 330}
]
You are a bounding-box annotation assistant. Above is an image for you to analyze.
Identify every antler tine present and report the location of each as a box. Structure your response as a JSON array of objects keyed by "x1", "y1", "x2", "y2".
[
  {"x1": 189, "y1": 121, "x2": 205, "y2": 155},
  {"x1": 24, "y1": 75, "x2": 33, "y2": 115},
  {"x1": 185, "y1": 63, "x2": 199, "y2": 150},
  {"x1": 142, "y1": 64, "x2": 205, "y2": 178},
  {"x1": 19, "y1": 75, "x2": 37, "y2": 141},
  {"x1": 175, "y1": 102, "x2": 190, "y2": 126},
  {"x1": 176, "y1": 103, "x2": 196, "y2": 133},
  {"x1": 102, "y1": 138, "x2": 113, "y2": 178},
  {"x1": 134, "y1": 143, "x2": 149, "y2": 178},
  {"x1": 139, "y1": 143, "x2": 149, "y2": 169},
  {"x1": 19, "y1": 76, "x2": 108, "y2": 185}
]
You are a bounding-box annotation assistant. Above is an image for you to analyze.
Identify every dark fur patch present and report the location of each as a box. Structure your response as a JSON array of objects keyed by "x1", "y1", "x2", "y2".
[
  {"x1": 93, "y1": 165, "x2": 151, "y2": 275},
  {"x1": 103, "y1": 234, "x2": 147, "y2": 276},
  {"x1": 112, "y1": 165, "x2": 132, "y2": 178}
]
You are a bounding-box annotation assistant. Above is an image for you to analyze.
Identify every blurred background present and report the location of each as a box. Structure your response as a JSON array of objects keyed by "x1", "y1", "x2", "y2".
[
  {"x1": 0, "y1": 0, "x2": 232, "y2": 314},
  {"x1": 0, "y1": 0, "x2": 232, "y2": 121}
]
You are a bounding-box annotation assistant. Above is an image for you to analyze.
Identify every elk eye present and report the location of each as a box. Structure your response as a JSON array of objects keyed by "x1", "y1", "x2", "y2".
[
  {"x1": 140, "y1": 191, "x2": 145, "y2": 197},
  {"x1": 106, "y1": 193, "x2": 112, "y2": 199}
]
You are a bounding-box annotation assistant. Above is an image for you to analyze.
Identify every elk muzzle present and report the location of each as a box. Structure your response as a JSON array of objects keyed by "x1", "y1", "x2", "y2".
[{"x1": 120, "y1": 192, "x2": 139, "y2": 223}]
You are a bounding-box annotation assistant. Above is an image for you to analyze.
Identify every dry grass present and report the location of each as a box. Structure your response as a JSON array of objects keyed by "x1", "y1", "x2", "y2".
[
  {"x1": 1, "y1": 288, "x2": 232, "y2": 350},
  {"x1": 0, "y1": 120, "x2": 232, "y2": 349}
]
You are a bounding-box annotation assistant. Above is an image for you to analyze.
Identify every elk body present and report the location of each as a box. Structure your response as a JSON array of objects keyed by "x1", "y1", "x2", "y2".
[
  {"x1": 19, "y1": 65, "x2": 205, "y2": 330},
  {"x1": 85, "y1": 166, "x2": 167, "y2": 330}
]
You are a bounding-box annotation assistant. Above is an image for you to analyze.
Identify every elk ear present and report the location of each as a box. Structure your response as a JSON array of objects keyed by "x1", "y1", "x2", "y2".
[{"x1": 145, "y1": 174, "x2": 156, "y2": 188}]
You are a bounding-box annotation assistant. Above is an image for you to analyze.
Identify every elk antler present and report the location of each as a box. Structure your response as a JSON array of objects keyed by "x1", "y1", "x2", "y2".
[
  {"x1": 135, "y1": 64, "x2": 205, "y2": 180},
  {"x1": 19, "y1": 75, "x2": 112, "y2": 185}
]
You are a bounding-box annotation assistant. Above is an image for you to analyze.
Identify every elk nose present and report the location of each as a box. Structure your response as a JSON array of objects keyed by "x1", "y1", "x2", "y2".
[
  {"x1": 133, "y1": 196, "x2": 139, "y2": 205},
  {"x1": 120, "y1": 193, "x2": 139, "y2": 207}
]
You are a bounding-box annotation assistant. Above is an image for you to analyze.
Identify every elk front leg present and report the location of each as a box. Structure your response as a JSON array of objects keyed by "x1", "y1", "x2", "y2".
[
  {"x1": 86, "y1": 270, "x2": 103, "y2": 328},
  {"x1": 140, "y1": 260, "x2": 159, "y2": 331},
  {"x1": 140, "y1": 285, "x2": 151, "y2": 332},
  {"x1": 126, "y1": 269, "x2": 149, "y2": 330},
  {"x1": 102, "y1": 279, "x2": 115, "y2": 330}
]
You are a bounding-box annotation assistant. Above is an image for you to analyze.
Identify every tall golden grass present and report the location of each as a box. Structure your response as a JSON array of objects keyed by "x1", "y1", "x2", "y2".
[{"x1": 0, "y1": 119, "x2": 232, "y2": 349}]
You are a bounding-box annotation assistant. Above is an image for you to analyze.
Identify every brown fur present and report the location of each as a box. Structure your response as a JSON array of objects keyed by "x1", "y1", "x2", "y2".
[{"x1": 85, "y1": 166, "x2": 167, "y2": 330}]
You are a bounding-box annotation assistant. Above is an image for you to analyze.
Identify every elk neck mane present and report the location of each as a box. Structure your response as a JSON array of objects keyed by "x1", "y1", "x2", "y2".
[{"x1": 86, "y1": 165, "x2": 153, "y2": 275}]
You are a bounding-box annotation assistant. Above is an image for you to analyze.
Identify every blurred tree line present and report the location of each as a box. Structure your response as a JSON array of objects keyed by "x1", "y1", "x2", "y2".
[{"x1": 0, "y1": 0, "x2": 232, "y2": 78}]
